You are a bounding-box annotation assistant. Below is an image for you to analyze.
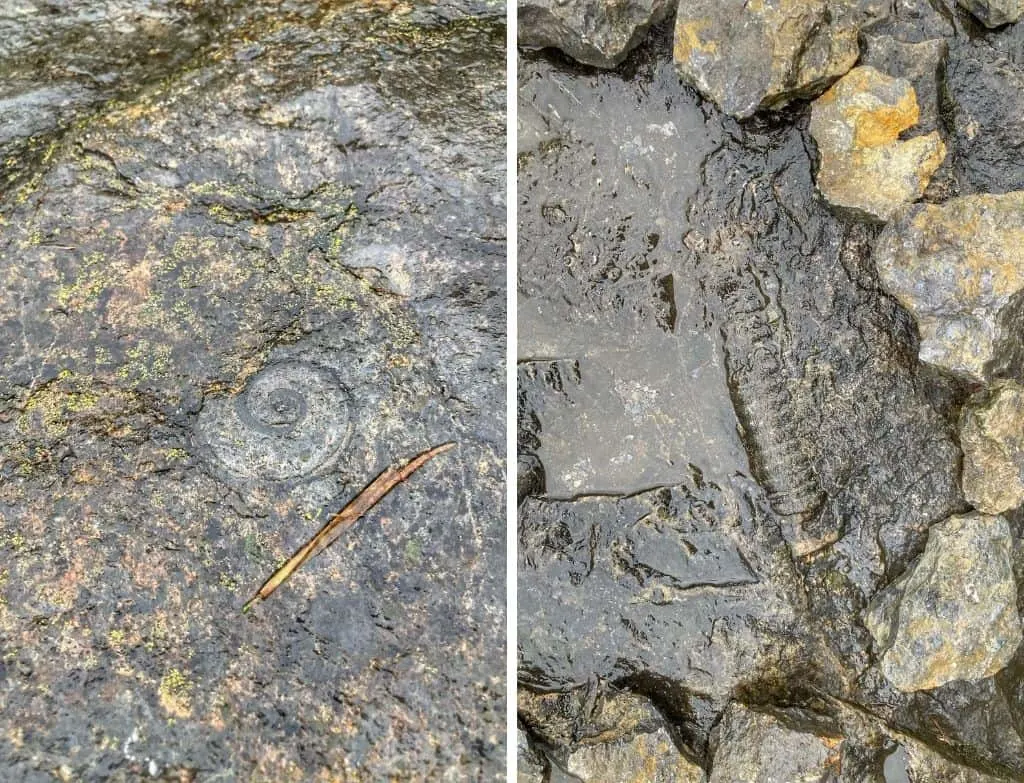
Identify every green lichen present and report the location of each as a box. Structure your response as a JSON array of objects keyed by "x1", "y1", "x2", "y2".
[
  {"x1": 403, "y1": 539, "x2": 422, "y2": 566},
  {"x1": 20, "y1": 372, "x2": 102, "y2": 437},
  {"x1": 158, "y1": 667, "x2": 193, "y2": 718}
]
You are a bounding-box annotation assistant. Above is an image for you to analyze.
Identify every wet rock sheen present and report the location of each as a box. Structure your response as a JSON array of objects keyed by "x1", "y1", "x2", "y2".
[{"x1": 518, "y1": 0, "x2": 673, "y2": 67}]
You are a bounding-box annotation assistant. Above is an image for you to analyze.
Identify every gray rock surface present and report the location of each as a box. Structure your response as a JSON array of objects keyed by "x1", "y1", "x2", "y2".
[
  {"x1": 809, "y1": 65, "x2": 946, "y2": 222},
  {"x1": 884, "y1": 731, "x2": 1015, "y2": 782},
  {"x1": 873, "y1": 192, "x2": 1024, "y2": 381},
  {"x1": 567, "y1": 726, "x2": 706, "y2": 782},
  {"x1": 518, "y1": 480, "x2": 811, "y2": 697},
  {"x1": 960, "y1": 382, "x2": 1024, "y2": 514},
  {"x1": 518, "y1": 728, "x2": 547, "y2": 782},
  {"x1": 865, "y1": 512, "x2": 1022, "y2": 692},
  {"x1": 673, "y1": 0, "x2": 888, "y2": 119},
  {"x1": 0, "y1": 2, "x2": 505, "y2": 780},
  {"x1": 518, "y1": 0, "x2": 673, "y2": 67},
  {"x1": 708, "y1": 704, "x2": 842, "y2": 783},
  {"x1": 957, "y1": 0, "x2": 1024, "y2": 27}
]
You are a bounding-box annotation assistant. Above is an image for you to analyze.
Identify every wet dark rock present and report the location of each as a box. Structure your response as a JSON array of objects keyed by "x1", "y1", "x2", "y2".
[
  {"x1": 518, "y1": 727, "x2": 547, "y2": 782},
  {"x1": 960, "y1": 382, "x2": 1024, "y2": 514},
  {"x1": 567, "y1": 726, "x2": 705, "y2": 782},
  {"x1": 0, "y1": 2, "x2": 505, "y2": 779},
  {"x1": 945, "y1": 40, "x2": 1024, "y2": 194},
  {"x1": 672, "y1": 0, "x2": 888, "y2": 119},
  {"x1": 873, "y1": 192, "x2": 1024, "y2": 382},
  {"x1": 518, "y1": 0, "x2": 673, "y2": 67},
  {"x1": 518, "y1": 479, "x2": 817, "y2": 697},
  {"x1": 864, "y1": 512, "x2": 1022, "y2": 692},
  {"x1": 687, "y1": 130, "x2": 963, "y2": 564},
  {"x1": 885, "y1": 730, "x2": 1014, "y2": 782},
  {"x1": 707, "y1": 703, "x2": 842, "y2": 783},
  {"x1": 519, "y1": 14, "x2": 1024, "y2": 780},
  {"x1": 957, "y1": 0, "x2": 1024, "y2": 27},
  {"x1": 517, "y1": 363, "x2": 548, "y2": 503},
  {"x1": 518, "y1": 45, "x2": 745, "y2": 499}
]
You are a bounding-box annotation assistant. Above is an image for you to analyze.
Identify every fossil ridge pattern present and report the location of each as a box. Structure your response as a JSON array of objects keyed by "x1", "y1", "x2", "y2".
[
  {"x1": 692, "y1": 231, "x2": 827, "y2": 543},
  {"x1": 196, "y1": 360, "x2": 352, "y2": 481}
]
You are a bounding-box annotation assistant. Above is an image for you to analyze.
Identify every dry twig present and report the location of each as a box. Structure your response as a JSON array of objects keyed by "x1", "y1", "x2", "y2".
[{"x1": 242, "y1": 442, "x2": 455, "y2": 612}]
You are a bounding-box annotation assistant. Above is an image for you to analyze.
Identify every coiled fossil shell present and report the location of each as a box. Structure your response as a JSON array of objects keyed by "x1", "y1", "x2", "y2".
[{"x1": 197, "y1": 360, "x2": 352, "y2": 480}]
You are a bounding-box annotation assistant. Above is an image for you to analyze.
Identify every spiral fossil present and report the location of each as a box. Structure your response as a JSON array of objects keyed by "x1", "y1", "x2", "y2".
[{"x1": 197, "y1": 361, "x2": 352, "y2": 480}]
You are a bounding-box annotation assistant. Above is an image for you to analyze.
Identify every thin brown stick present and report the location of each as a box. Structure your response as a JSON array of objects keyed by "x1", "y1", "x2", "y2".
[{"x1": 242, "y1": 441, "x2": 455, "y2": 612}]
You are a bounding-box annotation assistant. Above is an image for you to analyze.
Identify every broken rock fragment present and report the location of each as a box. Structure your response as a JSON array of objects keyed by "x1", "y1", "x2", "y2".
[
  {"x1": 518, "y1": 0, "x2": 673, "y2": 68},
  {"x1": 708, "y1": 703, "x2": 842, "y2": 783},
  {"x1": 873, "y1": 192, "x2": 1024, "y2": 382},
  {"x1": 864, "y1": 512, "x2": 1022, "y2": 692},
  {"x1": 673, "y1": 0, "x2": 887, "y2": 120},
  {"x1": 960, "y1": 382, "x2": 1024, "y2": 514},
  {"x1": 957, "y1": 0, "x2": 1024, "y2": 27},
  {"x1": 567, "y1": 727, "x2": 705, "y2": 783},
  {"x1": 809, "y1": 66, "x2": 946, "y2": 222}
]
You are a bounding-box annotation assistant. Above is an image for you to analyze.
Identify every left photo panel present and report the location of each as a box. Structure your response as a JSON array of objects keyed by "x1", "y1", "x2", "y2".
[{"x1": 0, "y1": 2, "x2": 506, "y2": 780}]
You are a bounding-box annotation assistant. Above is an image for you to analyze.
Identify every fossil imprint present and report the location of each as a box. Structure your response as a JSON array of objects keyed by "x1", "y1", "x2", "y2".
[
  {"x1": 197, "y1": 360, "x2": 353, "y2": 481},
  {"x1": 696, "y1": 232, "x2": 825, "y2": 524}
]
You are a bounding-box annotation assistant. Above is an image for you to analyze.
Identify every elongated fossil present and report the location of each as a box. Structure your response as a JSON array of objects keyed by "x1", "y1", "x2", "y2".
[{"x1": 700, "y1": 234, "x2": 825, "y2": 524}]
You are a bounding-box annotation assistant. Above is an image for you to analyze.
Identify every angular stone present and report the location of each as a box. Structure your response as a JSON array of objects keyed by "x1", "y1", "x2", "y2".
[
  {"x1": 673, "y1": 0, "x2": 887, "y2": 120},
  {"x1": 859, "y1": 35, "x2": 954, "y2": 201},
  {"x1": 809, "y1": 66, "x2": 946, "y2": 222},
  {"x1": 864, "y1": 512, "x2": 1022, "y2": 692},
  {"x1": 518, "y1": 729, "x2": 547, "y2": 783},
  {"x1": 957, "y1": 0, "x2": 1024, "y2": 27},
  {"x1": 873, "y1": 192, "x2": 1024, "y2": 381},
  {"x1": 567, "y1": 727, "x2": 705, "y2": 783},
  {"x1": 961, "y1": 382, "x2": 1024, "y2": 514},
  {"x1": 708, "y1": 704, "x2": 842, "y2": 783},
  {"x1": 518, "y1": 0, "x2": 673, "y2": 68},
  {"x1": 517, "y1": 686, "x2": 663, "y2": 747}
]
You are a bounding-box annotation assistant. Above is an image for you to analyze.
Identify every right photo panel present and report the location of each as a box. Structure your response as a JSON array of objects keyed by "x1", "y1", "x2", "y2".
[{"x1": 516, "y1": 2, "x2": 1024, "y2": 781}]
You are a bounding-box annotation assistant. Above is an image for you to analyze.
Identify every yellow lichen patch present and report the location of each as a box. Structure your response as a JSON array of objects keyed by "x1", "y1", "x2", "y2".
[
  {"x1": 673, "y1": 19, "x2": 718, "y2": 64},
  {"x1": 850, "y1": 87, "x2": 919, "y2": 149},
  {"x1": 107, "y1": 628, "x2": 127, "y2": 653},
  {"x1": 158, "y1": 668, "x2": 193, "y2": 719},
  {"x1": 56, "y1": 252, "x2": 117, "y2": 312}
]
